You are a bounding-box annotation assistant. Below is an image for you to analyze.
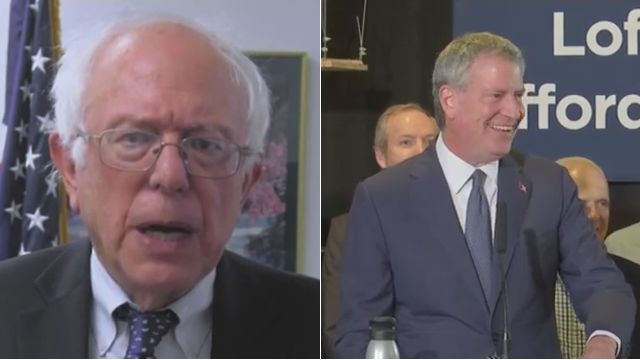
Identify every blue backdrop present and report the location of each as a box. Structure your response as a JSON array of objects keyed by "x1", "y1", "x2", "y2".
[{"x1": 454, "y1": 0, "x2": 640, "y2": 181}]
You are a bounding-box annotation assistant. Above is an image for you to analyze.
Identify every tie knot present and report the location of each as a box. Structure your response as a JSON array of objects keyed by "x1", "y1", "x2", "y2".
[
  {"x1": 113, "y1": 303, "x2": 180, "y2": 328},
  {"x1": 471, "y1": 169, "x2": 487, "y2": 187},
  {"x1": 113, "y1": 303, "x2": 180, "y2": 359}
]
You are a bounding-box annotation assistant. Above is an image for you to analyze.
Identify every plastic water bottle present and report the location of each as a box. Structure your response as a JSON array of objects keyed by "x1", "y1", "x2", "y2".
[{"x1": 365, "y1": 316, "x2": 400, "y2": 359}]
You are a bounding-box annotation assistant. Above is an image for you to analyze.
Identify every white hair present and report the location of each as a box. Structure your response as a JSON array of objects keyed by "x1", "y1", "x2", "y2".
[{"x1": 51, "y1": 14, "x2": 271, "y2": 169}]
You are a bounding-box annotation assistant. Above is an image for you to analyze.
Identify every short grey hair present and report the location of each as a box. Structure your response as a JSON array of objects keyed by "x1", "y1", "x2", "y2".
[
  {"x1": 51, "y1": 14, "x2": 271, "y2": 169},
  {"x1": 431, "y1": 32, "x2": 525, "y2": 128},
  {"x1": 373, "y1": 103, "x2": 431, "y2": 151}
]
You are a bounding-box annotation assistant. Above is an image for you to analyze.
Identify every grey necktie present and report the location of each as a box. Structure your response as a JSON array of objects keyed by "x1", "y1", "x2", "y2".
[{"x1": 465, "y1": 169, "x2": 493, "y2": 305}]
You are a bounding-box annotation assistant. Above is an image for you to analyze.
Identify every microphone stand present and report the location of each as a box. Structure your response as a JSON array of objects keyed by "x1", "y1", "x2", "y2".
[
  {"x1": 496, "y1": 202, "x2": 509, "y2": 359},
  {"x1": 498, "y1": 250, "x2": 509, "y2": 358}
]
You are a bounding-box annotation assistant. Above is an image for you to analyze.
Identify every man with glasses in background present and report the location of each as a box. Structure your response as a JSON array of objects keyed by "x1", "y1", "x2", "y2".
[{"x1": 0, "y1": 16, "x2": 318, "y2": 358}]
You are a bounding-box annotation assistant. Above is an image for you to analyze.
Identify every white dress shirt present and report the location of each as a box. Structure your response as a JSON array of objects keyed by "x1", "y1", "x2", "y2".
[
  {"x1": 435, "y1": 135, "x2": 620, "y2": 355},
  {"x1": 88, "y1": 250, "x2": 214, "y2": 358},
  {"x1": 435, "y1": 135, "x2": 499, "y2": 238}
]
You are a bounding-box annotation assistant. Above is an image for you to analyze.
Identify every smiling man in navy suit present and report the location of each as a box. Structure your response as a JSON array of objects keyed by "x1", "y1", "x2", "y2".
[{"x1": 335, "y1": 32, "x2": 635, "y2": 358}]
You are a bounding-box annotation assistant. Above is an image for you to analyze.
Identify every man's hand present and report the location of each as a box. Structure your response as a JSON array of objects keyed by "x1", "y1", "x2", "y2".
[{"x1": 582, "y1": 335, "x2": 617, "y2": 358}]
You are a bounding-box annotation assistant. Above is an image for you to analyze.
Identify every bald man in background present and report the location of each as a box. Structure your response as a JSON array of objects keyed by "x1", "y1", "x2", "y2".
[
  {"x1": 322, "y1": 103, "x2": 438, "y2": 344},
  {"x1": 555, "y1": 157, "x2": 640, "y2": 358},
  {"x1": 607, "y1": 223, "x2": 640, "y2": 266}
]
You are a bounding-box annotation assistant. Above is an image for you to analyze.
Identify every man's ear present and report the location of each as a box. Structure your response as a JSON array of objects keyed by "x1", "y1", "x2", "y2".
[
  {"x1": 439, "y1": 84, "x2": 458, "y2": 121},
  {"x1": 240, "y1": 160, "x2": 262, "y2": 204},
  {"x1": 374, "y1": 147, "x2": 388, "y2": 169},
  {"x1": 49, "y1": 133, "x2": 80, "y2": 212}
]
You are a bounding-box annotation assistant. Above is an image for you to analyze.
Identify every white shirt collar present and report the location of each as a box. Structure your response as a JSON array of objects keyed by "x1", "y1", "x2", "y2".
[
  {"x1": 90, "y1": 250, "x2": 130, "y2": 356},
  {"x1": 169, "y1": 262, "x2": 215, "y2": 357},
  {"x1": 435, "y1": 135, "x2": 499, "y2": 193},
  {"x1": 90, "y1": 249, "x2": 215, "y2": 358}
]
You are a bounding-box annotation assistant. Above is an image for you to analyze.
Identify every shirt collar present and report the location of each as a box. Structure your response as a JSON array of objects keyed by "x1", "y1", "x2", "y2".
[
  {"x1": 90, "y1": 249, "x2": 215, "y2": 358},
  {"x1": 90, "y1": 249, "x2": 132, "y2": 357},
  {"x1": 435, "y1": 135, "x2": 499, "y2": 193},
  {"x1": 169, "y1": 264, "x2": 215, "y2": 358}
]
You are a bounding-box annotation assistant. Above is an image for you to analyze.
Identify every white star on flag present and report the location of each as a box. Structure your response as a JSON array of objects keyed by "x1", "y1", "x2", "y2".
[
  {"x1": 29, "y1": 0, "x2": 39, "y2": 12},
  {"x1": 37, "y1": 112, "x2": 55, "y2": 133},
  {"x1": 19, "y1": 80, "x2": 31, "y2": 102},
  {"x1": 45, "y1": 172, "x2": 58, "y2": 198},
  {"x1": 14, "y1": 120, "x2": 27, "y2": 143},
  {"x1": 26, "y1": 207, "x2": 49, "y2": 232},
  {"x1": 4, "y1": 200, "x2": 23, "y2": 223},
  {"x1": 31, "y1": 48, "x2": 50, "y2": 73},
  {"x1": 25, "y1": 146, "x2": 42, "y2": 170},
  {"x1": 10, "y1": 158, "x2": 25, "y2": 180}
]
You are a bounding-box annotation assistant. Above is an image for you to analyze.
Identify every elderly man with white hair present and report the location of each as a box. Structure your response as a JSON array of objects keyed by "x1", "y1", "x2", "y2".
[{"x1": 0, "y1": 15, "x2": 318, "y2": 359}]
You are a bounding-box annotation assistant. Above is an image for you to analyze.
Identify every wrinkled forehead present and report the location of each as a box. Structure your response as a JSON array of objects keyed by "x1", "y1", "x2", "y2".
[
  {"x1": 90, "y1": 22, "x2": 242, "y2": 92},
  {"x1": 83, "y1": 22, "x2": 248, "y2": 133},
  {"x1": 97, "y1": 22, "x2": 238, "y2": 81},
  {"x1": 94, "y1": 22, "x2": 218, "y2": 63}
]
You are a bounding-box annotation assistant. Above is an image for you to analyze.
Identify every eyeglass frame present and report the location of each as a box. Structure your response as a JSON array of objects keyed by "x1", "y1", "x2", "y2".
[{"x1": 75, "y1": 127, "x2": 260, "y2": 179}]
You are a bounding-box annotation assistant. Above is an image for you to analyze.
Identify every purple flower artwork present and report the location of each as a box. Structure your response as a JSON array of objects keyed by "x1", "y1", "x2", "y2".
[{"x1": 227, "y1": 53, "x2": 305, "y2": 271}]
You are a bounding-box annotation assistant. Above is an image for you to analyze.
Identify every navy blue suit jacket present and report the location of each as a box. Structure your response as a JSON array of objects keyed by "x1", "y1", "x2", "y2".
[{"x1": 335, "y1": 144, "x2": 635, "y2": 358}]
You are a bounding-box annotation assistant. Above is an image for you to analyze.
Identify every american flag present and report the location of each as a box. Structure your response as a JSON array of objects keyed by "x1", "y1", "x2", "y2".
[{"x1": 0, "y1": 0, "x2": 66, "y2": 260}]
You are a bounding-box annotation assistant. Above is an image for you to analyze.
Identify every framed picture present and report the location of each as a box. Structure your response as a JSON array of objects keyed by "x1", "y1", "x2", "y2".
[{"x1": 226, "y1": 52, "x2": 307, "y2": 272}]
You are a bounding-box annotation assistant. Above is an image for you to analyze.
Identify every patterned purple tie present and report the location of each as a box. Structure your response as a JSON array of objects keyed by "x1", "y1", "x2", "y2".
[{"x1": 113, "y1": 303, "x2": 180, "y2": 359}]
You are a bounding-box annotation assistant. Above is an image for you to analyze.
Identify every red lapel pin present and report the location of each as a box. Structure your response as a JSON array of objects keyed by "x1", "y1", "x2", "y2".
[{"x1": 518, "y1": 181, "x2": 527, "y2": 193}]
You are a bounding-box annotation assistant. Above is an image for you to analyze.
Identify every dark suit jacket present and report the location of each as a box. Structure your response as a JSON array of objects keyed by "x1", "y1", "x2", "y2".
[
  {"x1": 322, "y1": 213, "x2": 348, "y2": 342},
  {"x1": 335, "y1": 145, "x2": 635, "y2": 358},
  {"x1": 612, "y1": 254, "x2": 640, "y2": 358},
  {"x1": 0, "y1": 239, "x2": 319, "y2": 358}
]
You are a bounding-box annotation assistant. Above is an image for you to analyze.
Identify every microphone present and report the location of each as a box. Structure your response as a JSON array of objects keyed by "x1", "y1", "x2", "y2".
[{"x1": 495, "y1": 201, "x2": 509, "y2": 358}]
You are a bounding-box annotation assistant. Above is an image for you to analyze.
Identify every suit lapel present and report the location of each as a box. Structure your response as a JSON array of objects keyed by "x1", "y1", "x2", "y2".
[
  {"x1": 490, "y1": 153, "x2": 531, "y2": 314},
  {"x1": 410, "y1": 147, "x2": 489, "y2": 311},
  {"x1": 17, "y1": 240, "x2": 92, "y2": 358}
]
